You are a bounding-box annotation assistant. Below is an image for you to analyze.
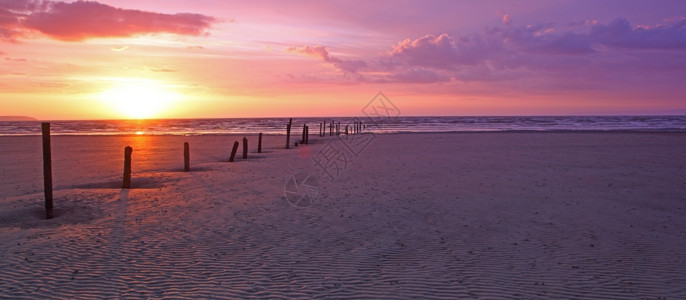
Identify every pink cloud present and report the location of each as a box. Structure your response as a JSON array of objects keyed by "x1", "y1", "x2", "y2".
[
  {"x1": 502, "y1": 14, "x2": 512, "y2": 26},
  {"x1": 389, "y1": 34, "x2": 469, "y2": 69},
  {"x1": 287, "y1": 45, "x2": 367, "y2": 76},
  {"x1": 1, "y1": 0, "x2": 217, "y2": 42}
]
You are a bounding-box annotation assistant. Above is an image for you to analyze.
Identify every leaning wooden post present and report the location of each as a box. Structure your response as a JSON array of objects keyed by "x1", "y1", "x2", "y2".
[
  {"x1": 41, "y1": 123, "x2": 53, "y2": 219},
  {"x1": 122, "y1": 146, "x2": 132, "y2": 189},
  {"x1": 258, "y1": 133, "x2": 263, "y2": 153},
  {"x1": 286, "y1": 118, "x2": 292, "y2": 149},
  {"x1": 229, "y1": 141, "x2": 239, "y2": 162},
  {"x1": 242, "y1": 137, "x2": 248, "y2": 159},
  {"x1": 184, "y1": 142, "x2": 190, "y2": 172}
]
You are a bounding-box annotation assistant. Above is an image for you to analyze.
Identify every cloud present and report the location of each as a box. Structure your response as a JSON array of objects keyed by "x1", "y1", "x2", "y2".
[
  {"x1": 111, "y1": 45, "x2": 128, "y2": 52},
  {"x1": 502, "y1": 14, "x2": 512, "y2": 26},
  {"x1": 589, "y1": 18, "x2": 686, "y2": 50},
  {"x1": 287, "y1": 45, "x2": 367, "y2": 75},
  {"x1": 377, "y1": 16, "x2": 686, "y2": 87},
  {"x1": 4, "y1": 57, "x2": 27, "y2": 62},
  {"x1": 1, "y1": 0, "x2": 217, "y2": 42},
  {"x1": 385, "y1": 68, "x2": 451, "y2": 84},
  {"x1": 388, "y1": 34, "x2": 469, "y2": 69},
  {"x1": 148, "y1": 67, "x2": 176, "y2": 73},
  {"x1": 388, "y1": 25, "x2": 595, "y2": 72}
]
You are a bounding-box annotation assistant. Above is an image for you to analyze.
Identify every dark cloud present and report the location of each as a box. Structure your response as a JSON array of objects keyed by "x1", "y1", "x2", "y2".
[
  {"x1": 589, "y1": 17, "x2": 686, "y2": 49},
  {"x1": 0, "y1": 0, "x2": 217, "y2": 42}
]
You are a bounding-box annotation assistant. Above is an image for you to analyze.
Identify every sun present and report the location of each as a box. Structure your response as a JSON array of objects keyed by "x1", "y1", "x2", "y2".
[{"x1": 97, "y1": 79, "x2": 184, "y2": 119}]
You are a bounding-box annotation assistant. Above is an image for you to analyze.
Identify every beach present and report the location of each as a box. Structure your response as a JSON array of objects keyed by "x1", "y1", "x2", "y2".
[{"x1": 1, "y1": 132, "x2": 685, "y2": 298}]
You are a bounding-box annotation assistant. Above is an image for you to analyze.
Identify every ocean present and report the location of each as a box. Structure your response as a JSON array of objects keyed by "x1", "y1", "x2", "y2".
[{"x1": 1, "y1": 116, "x2": 686, "y2": 136}]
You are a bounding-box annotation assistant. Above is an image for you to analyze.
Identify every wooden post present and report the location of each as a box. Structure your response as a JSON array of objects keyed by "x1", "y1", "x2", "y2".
[
  {"x1": 329, "y1": 121, "x2": 333, "y2": 136},
  {"x1": 337, "y1": 122, "x2": 340, "y2": 135},
  {"x1": 305, "y1": 125, "x2": 309, "y2": 144},
  {"x1": 345, "y1": 125, "x2": 348, "y2": 135},
  {"x1": 122, "y1": 146, "x2": 132, "y2": 189},
  {"x1": 286, "y1": 118, "x2": 292, "y2": 149},
  {"x1": 258, "y1": 133, "x2": 263, "y2": 153},
  {"x1": 242, "y1": 137, "x2": 248, "y2": 159},
  {"x1": 184, "y1": 142, "x2": 190, "y2": 172},
  {"x1": 300, "y1": 124, "x2": 307, "y2": 144},
  {"x1": 41, "y1": 123, "x2": 53, "y2": 219},
  {"x1": 229, "y1": 141, "x2": 239, "y2": 162}
]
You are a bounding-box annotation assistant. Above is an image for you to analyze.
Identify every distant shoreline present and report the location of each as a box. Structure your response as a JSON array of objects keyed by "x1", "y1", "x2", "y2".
[{"x1": 0, "y1": 116, "x2": 37, "y2": 121}]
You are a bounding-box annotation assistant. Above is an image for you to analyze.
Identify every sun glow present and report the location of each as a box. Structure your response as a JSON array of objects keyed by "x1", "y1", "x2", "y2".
[{"x1": 97, "y1": 79, "x2": 184, "y2": 119}]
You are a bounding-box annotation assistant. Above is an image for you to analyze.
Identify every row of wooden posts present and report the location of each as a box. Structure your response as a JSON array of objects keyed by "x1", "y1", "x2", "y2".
[
  {"x1": 40, "y1": 119, "x2": 366, "y2": 219},
  {"x1": 316, "y1": 120, "x2": 364, "y2": 137}
]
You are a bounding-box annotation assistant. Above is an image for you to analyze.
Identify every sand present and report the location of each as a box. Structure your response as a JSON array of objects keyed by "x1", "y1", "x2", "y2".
[{"x1": 1, "y1": 132, "x2": 685, "y2": 298}]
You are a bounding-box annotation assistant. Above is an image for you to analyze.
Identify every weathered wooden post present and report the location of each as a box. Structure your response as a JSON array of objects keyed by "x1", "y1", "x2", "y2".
[
  {"x1": 258, "y1": 133, "x2": 263, "y2": 153},
  {"x1": 122, "y1": 146, "x2": 132, "y2": 189},
  {"x1": 286, "y1": 118, "x2": 292, "y2": 149},
  {"x1": 229, "y1": 141, "x2": 239, "y2": 162},
  {"x1": 242, "y1": 137, "x2": 248, "y2": 159},
  {"x1": 41, "y1": 123, "x2": 53, "y2": 219},
  {"x1": 184, "y1": 142, "x2": 190, "y2": 172},
  {"x1": 300, "y1": 123, "x2": 307, "y2": 144},
  {"x1": 337, "y1": 122, "x2": 340, "y2": 135},
  {"x1": 329, "y1": 121, "x2": 333, "y2": 136},
  {"x1": 305, "y1": 125, "x2": 309, "y2": 144}
]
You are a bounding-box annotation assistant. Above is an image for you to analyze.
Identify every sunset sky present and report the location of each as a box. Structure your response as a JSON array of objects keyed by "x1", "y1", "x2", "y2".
[{"x1": 2, "y1": 0, "x2": 686, "y2": 119}]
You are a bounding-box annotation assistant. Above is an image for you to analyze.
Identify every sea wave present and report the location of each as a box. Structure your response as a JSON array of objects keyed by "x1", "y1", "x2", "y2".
[{"x1": 1, "y1": 116, "x2": 686, "y2": 136}]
